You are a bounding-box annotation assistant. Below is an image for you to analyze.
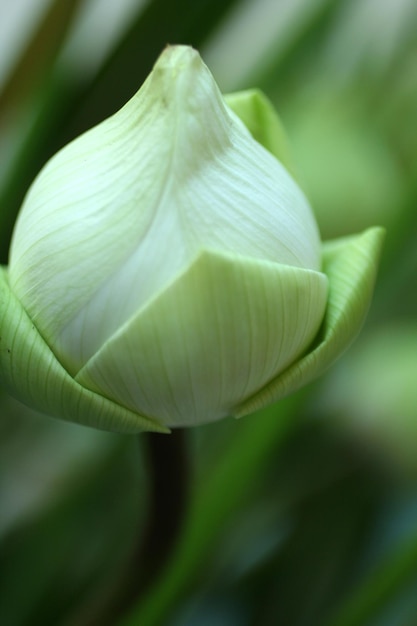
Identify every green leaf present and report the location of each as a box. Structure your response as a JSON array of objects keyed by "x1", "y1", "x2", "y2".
[
  {"x1": 235, "y1": 227, "x2": 385, "y2": 416},
  {"x1": 0, "y1": 267, "x2": 167, "y2": 434}
]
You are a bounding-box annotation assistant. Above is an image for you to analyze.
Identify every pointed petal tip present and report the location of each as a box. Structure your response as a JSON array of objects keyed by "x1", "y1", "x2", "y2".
[
  {"x1": 157, "y1": 44, "x2": 200, "y2": 67},
  {"x1": 150, "y1": 45, "x2": 206, "y2": 91}
]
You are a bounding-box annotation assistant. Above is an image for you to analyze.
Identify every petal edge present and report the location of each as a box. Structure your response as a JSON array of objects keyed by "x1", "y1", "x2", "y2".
[
  {"x1": 0, "y1": 268, "x2": 167, "y2": 434},
  {"x1": 234, "y1": 227, "x2": 385, "y2": 417}
]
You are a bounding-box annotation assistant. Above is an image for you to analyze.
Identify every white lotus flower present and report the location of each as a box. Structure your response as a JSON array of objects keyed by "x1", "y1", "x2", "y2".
[{"x1": 1, "y1": 45, "x2": 383, "y2": 432}]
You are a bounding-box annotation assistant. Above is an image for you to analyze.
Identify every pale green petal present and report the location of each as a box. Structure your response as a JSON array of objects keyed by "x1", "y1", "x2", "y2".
[
  {"x1": 9, "y1": 46, "x2": 320, "y2": 376},
  {"x1": 235, "y1": 227, "x2": 385, "y2": 416},
  {"x1": 76, "y1": 251, "x2": 328, "y2": 428},
  {"x1": 225, "y1": 89, "x2": 297, "y2": 178},
  {"x1": 0, "y1": 268, "x2": 167, "y2": 434}
]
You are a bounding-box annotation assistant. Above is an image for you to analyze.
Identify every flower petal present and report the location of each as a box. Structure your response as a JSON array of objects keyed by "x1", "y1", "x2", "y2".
[
  {"x1": 9, "y1": 46, "x2": 321, "y2": 375},
  {"x1": 0, "y1": 268, "x2": 167, "y2": 434},
  {"x1": 76, "y1": 251, "x2": 328, "y2": 428},
  {"x1": 234, "y1": 226, "x2": 385, "y2": 416},
  {"x1": 225, "y1": 88, "x2": 297, "y2": 177}
]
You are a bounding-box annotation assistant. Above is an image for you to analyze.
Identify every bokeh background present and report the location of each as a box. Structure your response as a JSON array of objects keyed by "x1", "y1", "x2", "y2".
[{"x1": 1, "y1": 1, "x2": 417, "y2": 625}]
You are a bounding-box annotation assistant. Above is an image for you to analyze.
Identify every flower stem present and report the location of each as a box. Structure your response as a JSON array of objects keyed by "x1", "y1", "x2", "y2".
[
  {"x1": 81, "y1": 429, "x2": 189, "y2": 626},
  {"x1": 138, "y1": 428, "x2": 189, "y2": 587},
  {"x1": 114, "y1": 429, "x2": 189, "y2": 620}
]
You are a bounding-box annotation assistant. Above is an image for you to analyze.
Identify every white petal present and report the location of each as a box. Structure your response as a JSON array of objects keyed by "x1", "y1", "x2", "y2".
[{"x1": 9, "y1": 46, "x2": 321, "y2": 374}]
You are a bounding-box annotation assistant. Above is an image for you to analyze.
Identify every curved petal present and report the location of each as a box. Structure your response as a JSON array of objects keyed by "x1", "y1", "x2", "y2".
[
  {"x1": 76, "y1": 251, "x2": 328, "y2": 428},
  {"x1": 234, "y1": 226, "x2": 385, "y2": 417},
  {"x1": 225, "y1": 88, "x2": 297, "y2": 178},
  {"x1": 9, "y1": 47, "x2": 320, "y2": 375},
  {"x1": 0, "y1": 268, "x2": 167, "y2": 434}
]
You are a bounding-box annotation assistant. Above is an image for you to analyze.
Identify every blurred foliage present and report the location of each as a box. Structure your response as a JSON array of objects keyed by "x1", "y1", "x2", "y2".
[{"x1": 1, "y1": 0, "x2": 417, "y2": 625}]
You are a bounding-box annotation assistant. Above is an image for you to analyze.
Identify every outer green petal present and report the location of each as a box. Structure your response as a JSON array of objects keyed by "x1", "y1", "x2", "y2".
[
  {"x1": 235, "y1": 227, "x2": 385, "y2": 417},
  {"x1": 225, "y1": 89, "x2": 297, "y2": 178},
  {"x1": 0, "y1": 268, "x2": 167, "y2": 434},
  {"x1": 76, "y1": 251, "x2": 328, "y2": 428}
]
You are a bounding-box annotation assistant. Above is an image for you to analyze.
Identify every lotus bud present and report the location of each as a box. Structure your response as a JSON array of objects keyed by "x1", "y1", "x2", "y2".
[{"x1": 1, "y1": 46, "x2": 384, "y2": 433}]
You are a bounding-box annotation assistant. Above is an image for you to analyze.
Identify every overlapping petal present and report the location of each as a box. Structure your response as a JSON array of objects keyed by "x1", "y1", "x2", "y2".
[
  {"x1": 225, "y1": 89, "x2": 297, "y2": 177},
  {"x1": 76, "y1": 251, "x2": 328, "y2": 427},
  {"x1": 9, "y1": 46, "x2": 321, "y2": 377},
  {"x1": 1, "y1": 46, "x2": 384, "y2": 432},
  {"x1": 235, "y1": 227, "x2": 385, "y2": 416},
  {"x1": 0, "y1": 268, "x2": 166, "y2": 433}
]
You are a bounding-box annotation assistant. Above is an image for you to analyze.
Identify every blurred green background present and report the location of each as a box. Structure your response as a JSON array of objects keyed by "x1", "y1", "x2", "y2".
[{"x1": 1, "y1": 0, "x2": 417, "y2": 625}]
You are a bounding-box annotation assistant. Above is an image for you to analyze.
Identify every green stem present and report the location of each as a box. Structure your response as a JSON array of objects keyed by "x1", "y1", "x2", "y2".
[
  {"x1": 121, "y1": 393, "x2": 304, "y2": 626},
  {"x1": 137, "y1": 429, "x2": 189, "y2": 588},
  {"x1": 119, "y1": 429, "x2": 188, "y2": 615},
  {"x1": 85, "y1": 429, "x2": 188, "y2": 626}
]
